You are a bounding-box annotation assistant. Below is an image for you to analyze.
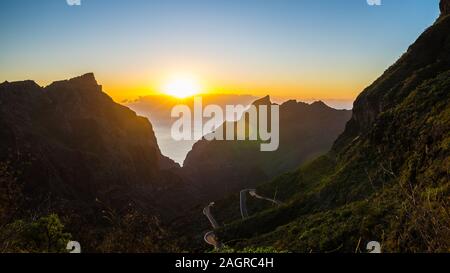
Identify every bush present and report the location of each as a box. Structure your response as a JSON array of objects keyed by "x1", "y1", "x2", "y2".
[{"x1": 0, "y1": 214, "x2": 71, "y2": 253}]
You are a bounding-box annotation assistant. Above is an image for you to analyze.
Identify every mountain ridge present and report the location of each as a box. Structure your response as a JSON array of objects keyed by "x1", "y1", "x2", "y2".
[
  {"x1": 209, "y1": 0, "x2": 450, "y2": 252},
  {"x1": 182, "y1": 96, "x2": 351, "y2": 201}
]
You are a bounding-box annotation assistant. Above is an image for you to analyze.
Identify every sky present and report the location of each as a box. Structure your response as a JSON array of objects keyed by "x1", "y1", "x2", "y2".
[{"x1": 0, "y1": 0, "x2": 441, "y2": 102}]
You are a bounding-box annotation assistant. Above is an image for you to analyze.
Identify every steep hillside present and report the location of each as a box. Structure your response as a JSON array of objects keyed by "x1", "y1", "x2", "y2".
[
  {"x1": 214, "y1": 1, "x2": 450, "y2": 253},
  {"x1": 182, "y1": 96, "x2": 351, "y2": 201},
  {"x1": 0, "y1": 74, "x2": 195, "y2": 251}
]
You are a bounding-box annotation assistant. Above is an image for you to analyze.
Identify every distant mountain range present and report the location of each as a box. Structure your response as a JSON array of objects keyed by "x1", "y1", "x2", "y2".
[
  {"x1": 126, "y1": 94, "x2": 258, "y2": 164},
  {"x1": 126, "y1": 94, "x2": 258, "y2": 128},
  {"x1": 126, "y1": 95, "x2": 353, "y2": 165}
]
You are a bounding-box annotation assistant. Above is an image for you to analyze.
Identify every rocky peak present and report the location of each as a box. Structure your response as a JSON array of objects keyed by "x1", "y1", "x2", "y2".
[
  {"x1": 281, "y1": 99, "x2": 299, "y2": 108},
  {"x1": 68, "y1": 72, "x2": 98, "y2": 85},
  {"x1": 252, "y1": 95, "x2": 272, "y2": 106},
  {"x1": 46, "y1": 72, "x2": 101, "y2": 92},
  {"x1": 310, "y1": 101, "x2": 329, "y2": 109}
]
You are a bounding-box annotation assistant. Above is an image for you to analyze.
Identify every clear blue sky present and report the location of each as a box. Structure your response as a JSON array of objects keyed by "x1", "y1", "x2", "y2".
[{"x1": 0, "y1": 0, "x2": 441, "y2": 100}]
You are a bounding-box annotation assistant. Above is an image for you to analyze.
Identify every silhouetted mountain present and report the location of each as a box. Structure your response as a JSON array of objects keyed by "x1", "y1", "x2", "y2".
[
  {"x1": 182, "y1": 96, "x2": 351, "y2": 200},
  {"x1": 0, "y1": 74, "x2": 198, "y2": 220},
  {"x1": 212, "y1": 0, "x2": 450, "y2": 252}
]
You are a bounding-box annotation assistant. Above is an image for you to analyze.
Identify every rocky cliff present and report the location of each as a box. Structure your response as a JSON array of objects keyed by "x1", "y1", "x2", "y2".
[
  {"x1": 0, "y1": 74, "x2": 191, "y2": 217},
  {"x1": 214, "y1": 0, "x2": 450, "y2": 252}
]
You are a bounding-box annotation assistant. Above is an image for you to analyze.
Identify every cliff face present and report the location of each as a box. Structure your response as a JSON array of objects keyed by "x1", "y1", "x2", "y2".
[
  {"x1": 0, "y1": 74, "x2": 188, "y2": 214},
  {"x1": 334, "y1": 3, "x2": 450, "y2": 151},
  {"x1": 182, "y1": 97, "x2": 351, "y2": 200},
  {"x1": 215, "y1": 1, "x2": 450, "y2": 252}
]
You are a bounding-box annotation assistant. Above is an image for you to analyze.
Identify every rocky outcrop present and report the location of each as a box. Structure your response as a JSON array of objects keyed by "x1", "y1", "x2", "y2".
[
  {"x1": 0, "y1": 74, "x2": 190, "y2": 215},
  {"x1": 334, "y1": 6, "x2": 450, "y2": 151}
]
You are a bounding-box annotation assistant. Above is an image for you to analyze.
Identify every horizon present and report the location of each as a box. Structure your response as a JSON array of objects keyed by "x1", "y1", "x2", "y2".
[
  {"x1": 0, "y1": 73, "x2": 355, "y2": 110},
  {"x1": 0, "y1": 0, "x2": 440, "y2": 102},
  {"x1": 0, "y1": 0, "x2": 448, "y2": 256}
]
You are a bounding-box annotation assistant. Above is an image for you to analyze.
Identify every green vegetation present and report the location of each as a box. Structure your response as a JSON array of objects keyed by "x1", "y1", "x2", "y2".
[
  {"x1": 211, "y1": 15, "x2": 450, "y2": 253},
  {"x1": 1, "y1": 4, "x2": 448, "y2": 254},
  {"x1": 95, "y1": 205, "x2": 180, "y2": 253},
  {"x1": 0, "y1": 158, "x2": 181, "y2": 253},
  {"x1": 0, "y1": 214, "x2": 71, "y2": 253}
]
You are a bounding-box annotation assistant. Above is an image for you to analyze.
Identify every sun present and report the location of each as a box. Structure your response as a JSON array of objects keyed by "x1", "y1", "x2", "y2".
[{"x1": 163, "y1": 76, "x2": 202, "y2": 99}]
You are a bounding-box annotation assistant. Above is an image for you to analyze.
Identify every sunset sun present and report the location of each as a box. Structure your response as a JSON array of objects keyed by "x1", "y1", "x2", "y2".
[{"x1": 163, "y1": 76, "x2": 202, "y2": 99}]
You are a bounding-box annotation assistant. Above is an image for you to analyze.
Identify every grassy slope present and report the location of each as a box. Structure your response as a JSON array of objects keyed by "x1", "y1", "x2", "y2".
[{"x1": 214, "y1": 16, "x2": 450, "y2": 253}]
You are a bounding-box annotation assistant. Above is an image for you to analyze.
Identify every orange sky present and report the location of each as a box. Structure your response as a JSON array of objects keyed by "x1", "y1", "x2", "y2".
[{"x1": 98, "y1": 69, "x2": 376, "y2": 103}]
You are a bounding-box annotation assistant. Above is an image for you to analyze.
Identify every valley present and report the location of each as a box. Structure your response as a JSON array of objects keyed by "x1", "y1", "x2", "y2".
[{"x1": 0, "y1": 0, "x2": 448, "y2": 254}]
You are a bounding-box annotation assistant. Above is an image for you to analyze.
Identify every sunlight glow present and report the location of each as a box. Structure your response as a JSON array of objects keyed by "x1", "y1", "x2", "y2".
[{"x1": 163, "y1": 76, "x2": 202, "y2": 98}]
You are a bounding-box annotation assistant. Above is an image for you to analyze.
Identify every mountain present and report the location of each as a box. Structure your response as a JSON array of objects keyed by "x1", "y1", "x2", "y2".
[
  {"x1": 0, "y1": 74, "x2": 196, "y2": 251},
  {"x1": 207, "y1": 0, "x2": 450, "y2": 252},
  {"x1": 182, "y1": 96, "x2": 351, "y2": 201}
]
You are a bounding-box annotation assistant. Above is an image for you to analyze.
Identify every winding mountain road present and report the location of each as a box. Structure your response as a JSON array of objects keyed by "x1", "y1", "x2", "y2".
[
  {"x1": 249, "y1": 189, "x2": 282, "y2": 205},
  {"x1": 240, "y1": 189, "x2": 282, "y2": 219},
  {"x1": 203, "y1": 190, "x2": 282, "y2": 249},
  {"x1": 204, "y1": 231, "x2": 221, "y2": 249},
  {"x1": 202, "y1": 202, "x2": 222, "y2": 249},
  {"x1": 203, "y1": 202, "x2": 220, "y2": 229}
]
